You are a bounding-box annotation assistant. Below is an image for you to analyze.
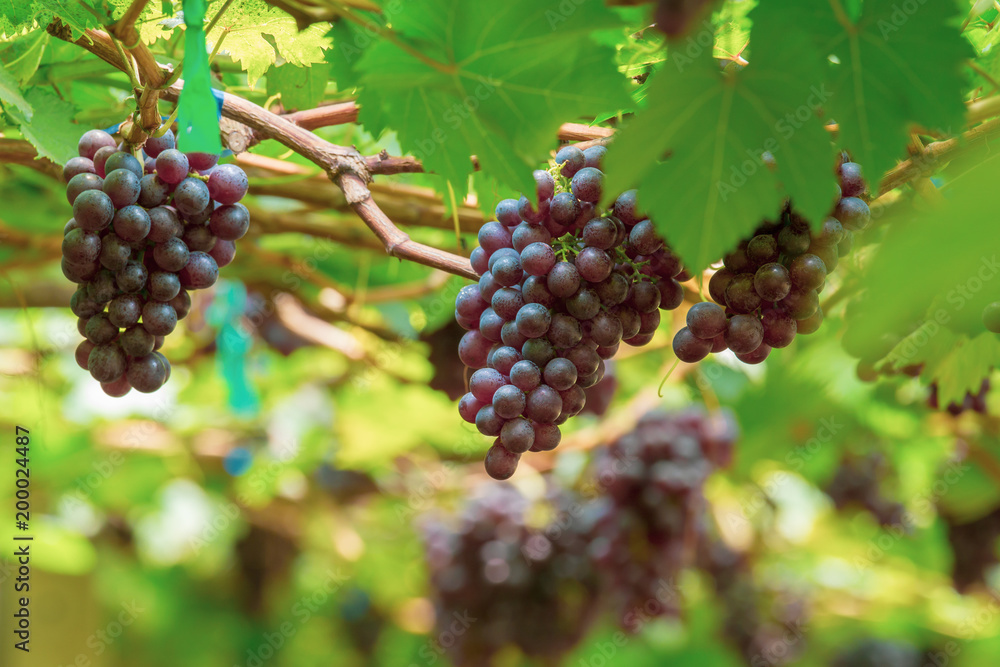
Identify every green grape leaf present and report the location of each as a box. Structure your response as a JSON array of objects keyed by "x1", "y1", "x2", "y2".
[
  {"x1": 0, "y1": 61, "x2": 32, "y2": 118},
  {"x1": 355, "y1": 0, "x2": 631, "y2": 199},
  {"x1": 0, "y1": 30, "x2": 49, "y2": 85},
  {"x1": 207, "y1": 0, "x2": 331, "y2": 87},
  {"x1": 756, "y1": 0, "x2": 971, "y2": 181},
  {"x1": 266, "y1": 62, "x2": 330, "y2": 110},
  {"x1": 33, "y1": 0, "x2": 109, "y2": 38},
  {"x1": 603, "y1": 26, "x2": 834, "y2": 272},
  {"x1": 846, "y1": 150, "x2": 1000, "y2": 366},
  {"x1": 0, "y1": 0, "x2": 37, "y2": 35},
  {"x1": 933, "y1": 333, "x2": 1000, "y2": 405},
  {"x1": 7, "y1": 87, "x2": 78, "y2": 163}
]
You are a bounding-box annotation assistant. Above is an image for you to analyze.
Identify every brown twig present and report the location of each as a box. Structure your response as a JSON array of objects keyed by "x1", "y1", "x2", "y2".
[{"x1": 0, "y1": 140, "x2": 63, "y2": 179}]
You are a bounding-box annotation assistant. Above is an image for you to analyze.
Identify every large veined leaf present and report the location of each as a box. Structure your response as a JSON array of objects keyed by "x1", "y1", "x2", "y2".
[
  {"x1": 753, "y1": 0, "x2": 971, "y2": 181},
  {"x1": 266, "y1": 62, "x2": 330, "y2": 110},
  {"x1": 6, "y1": 87, "x2": 78, "y2": 163},
  {"x1": 355, "y1": 0, "x2": 631, "y2": 199},
  {"x1": 206, "y1": 0, "x2": 331, "y2": 87},
  {"x1": 604, "y1": 23, "x2": 835, "y2": 272},
  {"x1": 0, "y1": 60, "x2": 32, "y2": 118}
]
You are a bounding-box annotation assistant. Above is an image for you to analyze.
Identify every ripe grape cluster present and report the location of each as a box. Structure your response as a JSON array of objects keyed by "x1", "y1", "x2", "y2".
[
  {"x1": 421, "y1": 484, "x2": 601, "y2": 666},
  {"x1": 697, "y1": 538, "x2": 808, "y2": 666},
  {"x1": 62, "y1": 128, "x2": 248, "y2": 396},
  {"x1": 824, "y1": 453, "x2": 905, "y2": 527},
  {"x1": 945, "y1": 504, "x2": 1000, "y2": 592},
  {"x1": 421, "y1": 408, "x2": 737, "y2": 662},
  {"x1": 587, "y1": 409, "x2": 737, "y2": 629},
  {"x1": 455, "y1": 145, "x2": 689, "y2": 479},
  {"x1": 672, "y1": 159, "x2": 870, "y2": 365}
]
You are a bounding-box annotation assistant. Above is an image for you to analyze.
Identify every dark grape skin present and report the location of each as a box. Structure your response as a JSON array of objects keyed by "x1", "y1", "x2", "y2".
[
  {"x1": 778, "y1": 225, "x2": 811, "y2": 256},
  {"x1": 478, "y1": 222, "x2": 513, "y2": 255},
  {"x1": 725, "y1": 273, "x2": 762, "y2": 313},
  {"x1": 458, "y1": 393, "x2": 483, "y2": 423},
  {"x1": 746, "y1": 234, "x2": 779, "y2": 266},
  {"x1": 613, "y1": 189, "x2": 643, "y2": 226},
  {"x1": 126, "y1": 354, "x2": 167, "y2": 393},
  {"x1": 147, "y1": 207, "x2": 184, "y2": 243},
  {"x1": 520, "y1": 242, "x2": 556, "y2": 277},
  {"x1": 753, "y1": 262, "x2": 792, "y2": 302},
  {"x1": 543, "y1": 357, "x2": 578, "y2": 391},
  {"x1": 120, "y1": 325, "x2": 155, "y2": 357},
  {"x1": 778, "y1": 289, "x2": 819, "y2": 320},
  {"x1": 761, "y1": 309, "x2": 797, "y2": 348},
  {"x1": 484, "y1": 442, "x2": 520, "y2": 480},
  {"x1": 658, "y1": 279, "x2": 685, "y2": 310},
  {"x1": 522, "y1": 275, "x2": 555, "y2": 308},
  {"x1": 555, "y1": 145, "x2": 585, "y2": 177},
  {"x1": 494, "y1": 198, "x2": 521, "y2": 226},
  {"x1": 143, "y1": 129, "x2": 175, "y2": 158},
  {"x1": 531, "y1": 423, "x2": 561, "y2": 452},
  {"x1": 512, "y1": 223, "x2": 552, "y2": 253},
  {"x1": 521, "y1": 338, "x2": 556, "y2": 367},
  {"x1": 628, "y1": 220, "x2": 662, "y2": 255},
  {"x1": 509, "y1": 360, "x2": 541, "y2": 392},
  {"x1": 72, "y1": 189, "x2": 115, "y2": 232},
  {"x1": 75, "y1": 340, "x2": 96, "y2": 370},
  {"x1": 567, "y1": 288, "x2": 601, "y2": 321},
  {"x1": 62, "y1": 257, "x2": 100, "y2": 284},
  {"x1": 207, "y1": 164, "x2": 249, "y2": 205},
  {"x1": 547, "y1": 262, "x2": 581, "y2": 298},
  {"x1": 564, "y1": 344, "x2": 600, "y2": 376},
  {"x1": 833, "y1": 197, "x2": 871, "y2": 231},
  {"x1": 479, "y1": 308, "x2": 504, "y2": 342},
  {"x1": 583, "y1": 145, "x2": 607, "y2": 169},
  {"x1": 725, "y1": 314, "x2": 764, "y2": 354},
  {"x1": 493, "y1": 384, "x2": 527, "y2": 419},
  {"x1": 673, "y1": 327, "x2": 713, "y2": 363},
  {"x1": 475, "y1": 405, "x2": 504, "y2": 436},
  {"x1": 62, "y1": 229, "x2": 102, "y2": 264},
  {"x1": 470, "y1": 368, "x2": 505, "y2": 402},
  {"x1": 155, "y1": 149, "x2": 190, "y2": 184},
  {"x1": 174, "y1": 178, "x2": 211, "y2": 217},
  {"x1": 208, "y1": 239, "x2": 237, "y2": 268},
  {"x1": 112, "y1": 205, "x2": 151, "y2": 242},
  {"x1": 104, "y1": 152, "x2": 144, "y2": 179},
  {"x1": 92, "y1": 146, "x2": 116, "y2": 178},
  {"x1": 686, "y1": 302, "x2": 727, "y2": 339},
  {"x1": 813, "y1": 217, "x2": 844, "y2": 247},
  {"x1": 115, "y1": 260, "x2": 148, "y2": 294},
  {"x1": 629, "y1": 280, "x2": 661, "y2": 313},
  {"x1": 86, "y1": 270, "x2": 118, "y2": 303},
  {"x1": 103, "y1": 169, "x2": 142, "y2": 208},
  {"x1": 735, "y1": 342, "x2": 771, "y2": 365},
  {"x1": 101, "y1": 376, "x2": 132, "y2": 398},
  {"x1": 789, "y1": 253, "x2": 827, "y2": 291},
  {"x1": 459, "y1": 330, "x2": 491, "y2": 368},
  {"x1": 549, "y1": 192, "x2": 581, "y2": 226},
  {"x1": 141, "y1": 301, "x2": 178, "y2": 336},
  {"x1": 575, "y1": 247, "x2": 613, "y2": 282},
  {"x1": 595, "y1": 272, "x2": 629, "y2": 307},
  {"x1": 515, "y1": 303, "x2": 552, "y2": 339},
  {"x1": 525, "y1": 385, "x2": 562, "y2": 423},
  {"x1": 501, "y1": 418, "x2": 535, "y2": 454},
  {"x1": 208, "y1": 203, "x2": 250, "y2": 240},
  {"x1": 108, "y1": 294, "x2": 143, "y2": 328},
  {"x1": 66, "y1": 173, "x2": 104, "y2": 205},
  {"x1": 88, "y1": 344, "x2": 127, "y2": 382},
  {"x1": 708, "y1": 268, "x2": 734, "y2": 305},
  {"x1": 571, "y1": 167, "x2": 604, "y2": 203},
  {"x1": 182, "y1": 225, "x2": 218, "y2": 253},
  {"x1": 491, "y1": 287, "x2": 525, "y2": 321},
  {"x1": 186, "y1": 152, "x2": 219, "y2": 172},
  {"x1": 839, "y1": 162, "x2": 866, "y2": 197},
  {"x1": 796, "y1": 307, "x2": 823, "y2": 334},
  {"x1": 148, "y1": 271, "x2": 182, "y2": 302},
  {"x1": 84, "y1": 313, "x2": 119, "y2": 345},
  {"x1": 153, "y1": 237, "x2": 191, "y2": 272},
  {"x1": 70, "y1": 289, "x2": 103, "y2": 318},
  {"x1": 78, "y1": 129, "x2": 117, "y2": 160},
  {"x1": 583, "y1": 217, "x2": 617, "y2": 250},
  {"x1": 547, "y1": 313, "x2": 583, "y2": 349},
  {"x1": 491, "y1": 254, "x2": 522, "y2": 287},
  {"x1": 138, "y1": 174, "x2": 171, "y2": 208},
  {"x1": 63, "y1": 157, "x2": 96, "y2": 181}
]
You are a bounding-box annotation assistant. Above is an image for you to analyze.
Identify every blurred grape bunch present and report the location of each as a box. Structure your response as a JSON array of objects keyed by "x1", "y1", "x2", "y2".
[
  {"x1": 824, "y1": 453, "x2": 905, "y2": 527},
  {"x1": 944, "y1": 505, "x2": 1000, "y2": 593},
  {"x1": 698, "y1": 538, "x2": 809, "y2": 666},
  {"x1": 829, "y1": 638, "x2": 924, "y2": 667},
  {"x1": 421, "y1": 484, "x2": 601, "y2": 665},
  {"x1": 423, "y1": 319, "x2": 469, "y2": 400},
  {"x1": 587, "y1": 408, "x2": 737, "y2": 630}
]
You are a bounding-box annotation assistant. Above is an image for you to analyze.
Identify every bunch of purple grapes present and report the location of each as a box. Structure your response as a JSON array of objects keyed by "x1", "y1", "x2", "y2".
[
  {"x1": 697, "y1": 538, "x2": 809, "y2": 666},
  {"x1": 587, "y1": 409, "x2": 737, "y2": 629},
  {"x1": 824, "y1": 453, "x2": 905, "y2": 527},
  {"x1": 672, "y1": 159, "x2": 870, "y2": 365},
  {"x1": 455, "y1": 144, "x2": 688, "y2": 479},
  {"x1": 62, "y1": 127, "x2": 248, "y2": 396},
  {"x1": 421, "y1": 484, "x2": 601, "y2": 665},
  {"x1": 945, "y1": 505, "x2": 1000, "y2": 592},
  {"x1": 928, "y1": 378, "x2": 991, "y2": 415}
]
